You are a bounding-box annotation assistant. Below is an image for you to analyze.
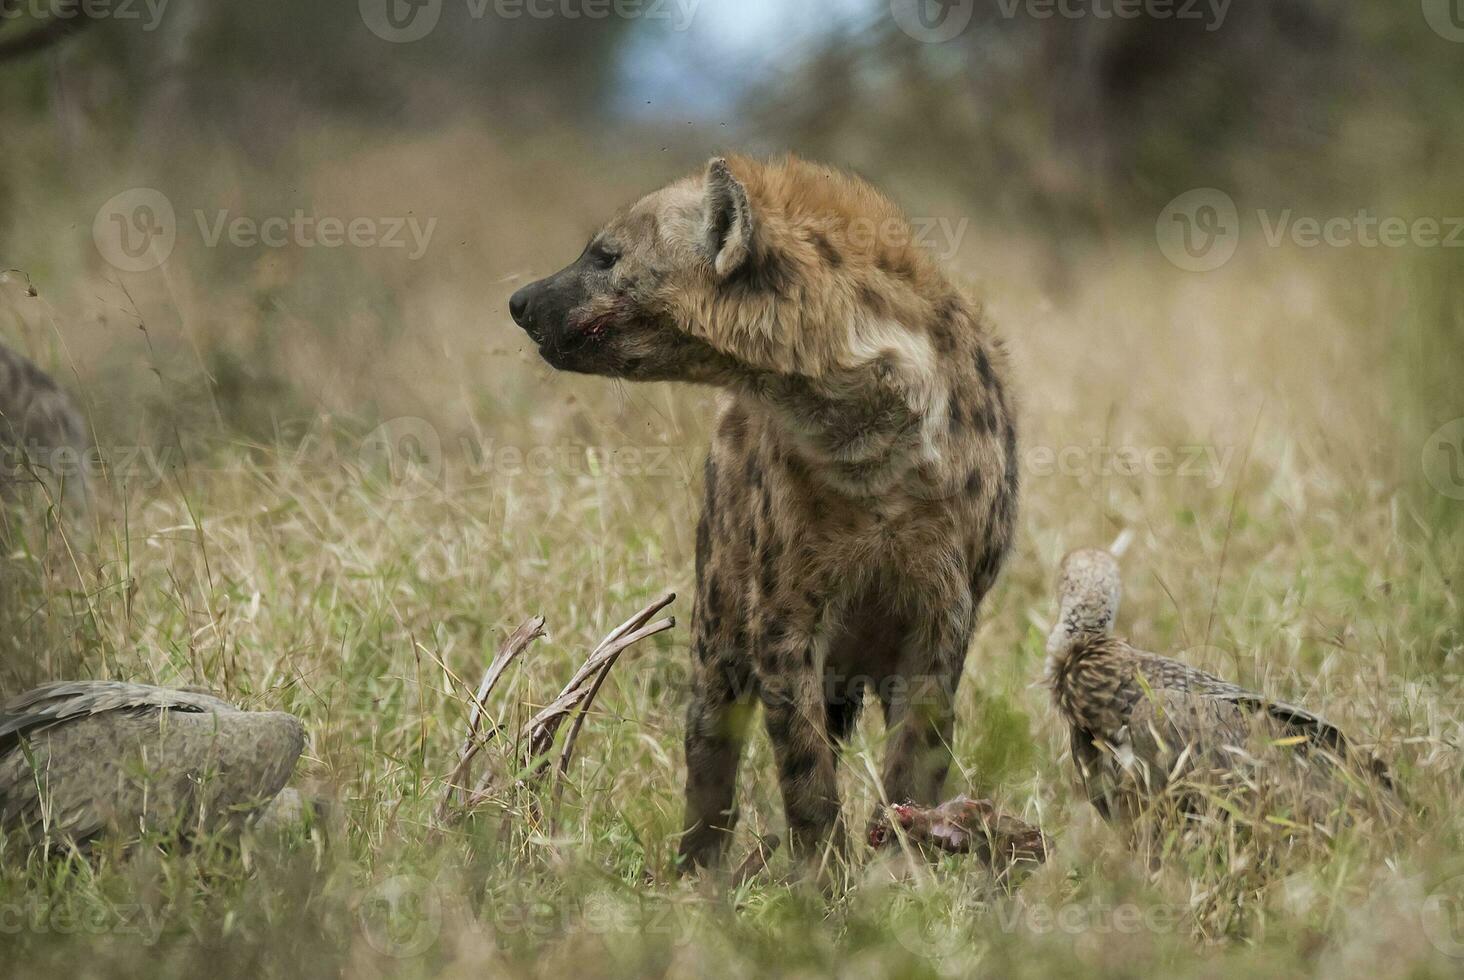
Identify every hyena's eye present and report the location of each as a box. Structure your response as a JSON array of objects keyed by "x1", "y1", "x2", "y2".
[{"x1": 587, "y1": 242, "x2": 620, "y2": 271}]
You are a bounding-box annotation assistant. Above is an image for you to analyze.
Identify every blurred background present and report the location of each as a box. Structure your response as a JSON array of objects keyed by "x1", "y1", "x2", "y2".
[
  {"x1": 2, "y1": 0, "x2": 1461, "y2": 447},
  {"x1": 1, "y1": 6, "x2": 1463, "y2": 973}
]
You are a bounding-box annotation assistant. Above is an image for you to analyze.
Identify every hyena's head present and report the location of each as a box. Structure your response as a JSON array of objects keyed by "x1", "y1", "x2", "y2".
[
  {"x1": 509, "y1": 155, "x2": 946, "y2": 385},
  {"x1": 508, "y1": 157, "x2": 759, "y2": 382}
]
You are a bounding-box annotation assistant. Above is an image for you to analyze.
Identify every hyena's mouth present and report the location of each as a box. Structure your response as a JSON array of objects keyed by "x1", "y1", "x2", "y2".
[
  {"x1": 537, "y1": 308, "x2": 618, "y2": 371},
  {"x1": 554, "y1": 309, "x2": 617, "y2": 354},
  {"x1": 571, "y1": 311, "x2": 617, "y2": 342}
]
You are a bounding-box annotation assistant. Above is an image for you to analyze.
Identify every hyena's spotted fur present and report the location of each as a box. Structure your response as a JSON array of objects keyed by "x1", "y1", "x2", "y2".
[
  {"x1": 510, "y1": 156, "x2": 1018, "y2": 868},
  {"x1": 0, "y1": 341, "x2": 89, "y2": 510}
]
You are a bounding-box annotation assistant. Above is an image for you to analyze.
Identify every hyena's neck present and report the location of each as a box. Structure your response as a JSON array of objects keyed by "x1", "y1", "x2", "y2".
[
  {"x1": 727, "y1": 350, "x2": 950, "y2": 500},
  {"x1": 690, "y1": 271, "x2": 970, "y2": 499}
]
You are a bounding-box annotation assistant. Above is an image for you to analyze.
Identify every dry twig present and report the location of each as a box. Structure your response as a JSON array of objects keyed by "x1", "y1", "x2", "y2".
[
  {"x1": 434, "y1": 615, "x2": 546, "y2": 823},
  {"x1": 445, "y1": 593, "x2": 676, "y2": 822}
]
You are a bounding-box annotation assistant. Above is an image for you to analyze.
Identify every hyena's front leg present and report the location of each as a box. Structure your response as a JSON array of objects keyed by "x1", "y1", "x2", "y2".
[
  {"x1": 678, "y1": 652, "x2": 756, "y2": 871},
  {"x1": 678, "y1": 494, "x2": 758, "y2": 872},
  {"x1": 877, "y1": 595, "x2": 975, "y2": 812},
  {"x1": 757, "y1": 605, "x2": 844, "y2": 863}
]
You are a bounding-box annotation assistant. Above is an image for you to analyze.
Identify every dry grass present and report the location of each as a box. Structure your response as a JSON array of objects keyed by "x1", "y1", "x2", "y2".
[{"x1": 0, "y1": 122, "x2": 1461, "y2": 978}]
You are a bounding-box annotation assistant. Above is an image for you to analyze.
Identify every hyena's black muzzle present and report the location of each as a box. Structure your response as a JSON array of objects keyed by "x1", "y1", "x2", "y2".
[
  {"x1": 509, "y1": 247, "x2": 615, "y2": 371},
  {"x1": 509, "y1": 268, "x2": 580, "y2": 346}
]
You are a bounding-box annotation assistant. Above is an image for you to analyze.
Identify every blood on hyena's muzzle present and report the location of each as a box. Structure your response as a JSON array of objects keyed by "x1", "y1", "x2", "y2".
[{"x1": 509, "y1": 241, "x2": 621, "y2": 373}]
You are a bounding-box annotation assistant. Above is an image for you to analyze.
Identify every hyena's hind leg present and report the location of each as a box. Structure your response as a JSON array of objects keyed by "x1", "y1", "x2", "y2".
[
  {"x1": 825, "y1": 678, "x2": 865, "y2": 745},
  {"x1": 823, "y1": 605, "x2": 905, "y2": 749}
]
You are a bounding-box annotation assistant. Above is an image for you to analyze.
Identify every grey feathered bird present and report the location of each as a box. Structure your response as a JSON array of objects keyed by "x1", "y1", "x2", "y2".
[
  {"x1": 1045, "y1": 548, "x2": 1394, "y2": 828},
  {"x1": 0, "y1": 681, "x2": 304, "y2": 846}
]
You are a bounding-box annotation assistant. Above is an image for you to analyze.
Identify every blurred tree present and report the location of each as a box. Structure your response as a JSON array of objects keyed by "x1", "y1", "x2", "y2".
[
  {"x1": 0, "y1": 6, "x2": 92, "y2": 61},
  {"x1": 750, "y1": 0, "x2": 1464, "y2": 233},
  {"x1": 2, "y1": 0, "x2": 1462, "y2": 244}
]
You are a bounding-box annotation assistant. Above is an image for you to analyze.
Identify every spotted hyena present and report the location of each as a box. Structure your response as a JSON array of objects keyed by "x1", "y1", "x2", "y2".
[
  {"x1": 510, "y1": 156, "x2": 1018, "y2": 869},
  {"x1": 0, "y1": 341, "x2": 89, "y2": 511}
]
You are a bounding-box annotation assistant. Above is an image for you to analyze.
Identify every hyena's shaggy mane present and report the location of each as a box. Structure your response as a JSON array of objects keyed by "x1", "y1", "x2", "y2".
[
  {"x1": 661, "y1": 155, "x2": 1007, "y2": 495},
  {"x1": 668, "y1": 156, "x2": 987, "y2": 421}
]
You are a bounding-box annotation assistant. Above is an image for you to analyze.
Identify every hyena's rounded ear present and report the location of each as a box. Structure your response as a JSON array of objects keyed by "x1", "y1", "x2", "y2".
[{"x1": 703, "y1": 158, "x2": 754, "y2": 279}]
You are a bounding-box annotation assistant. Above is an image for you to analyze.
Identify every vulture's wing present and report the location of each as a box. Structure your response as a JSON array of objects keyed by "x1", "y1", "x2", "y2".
[
  {"x1": 1123, "y1": 682, "x2": 1254, "y2": 778},
  {"x1": 1132, "y1": 653, "x2": 1346, "y2": 744},
  {"x1": 0, "y1": 681, "x2": 234, "y2": 747},
  {"x1": 1130, "y1": 652, "x2": 1394, "y2": 789}
]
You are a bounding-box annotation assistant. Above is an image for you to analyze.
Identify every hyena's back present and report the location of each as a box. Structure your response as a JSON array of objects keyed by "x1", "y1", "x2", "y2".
[{"x1": 0, "y1": 342, "x2": 89, "y2": 509}]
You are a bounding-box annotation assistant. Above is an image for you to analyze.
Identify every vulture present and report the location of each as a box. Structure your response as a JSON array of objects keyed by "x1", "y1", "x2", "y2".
[
  {"x1": 0, "y1": 681, "x2": 304, "y2": 847},
  {"x1": 0, "y1": 340, "x2": 90, "y2": 512},
  {"x1": 1044, "y1": 547, "x2": 1396, "y2": 831}
]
